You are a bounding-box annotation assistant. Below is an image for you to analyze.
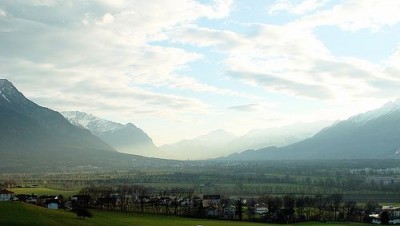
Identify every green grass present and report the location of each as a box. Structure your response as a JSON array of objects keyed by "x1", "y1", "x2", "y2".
[
  {"x1": 0, "y1": 202, "x2": 368, "y2": 226},
  {"x1": 10, "y1": 187, "x2": 77, "y2": 198}
]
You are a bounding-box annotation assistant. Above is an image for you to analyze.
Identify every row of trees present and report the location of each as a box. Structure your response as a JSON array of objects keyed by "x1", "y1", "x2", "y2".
[
  {"x1": 74, "y1": 185, "x2": 382, "y2": 224},
  {"x1": 250, "y1": 194, "x2": 361, "y2": 223}
]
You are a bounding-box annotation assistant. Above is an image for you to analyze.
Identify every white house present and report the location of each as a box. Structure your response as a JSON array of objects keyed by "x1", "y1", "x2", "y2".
[
  {"x1": 0, "y1": 189, "x2": 14, "y2": 201},
  {"x1": 255, "y1": 206, "x2": 268, "y2": 214},
  {"x1": 47, "y1": 201, "x2": 60, "y2": 209}
]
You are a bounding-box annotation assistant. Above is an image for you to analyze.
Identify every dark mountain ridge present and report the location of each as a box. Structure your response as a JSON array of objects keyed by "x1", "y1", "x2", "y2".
[{"x1": 0, "y1": 79, "x2": 153, "y2": 170}]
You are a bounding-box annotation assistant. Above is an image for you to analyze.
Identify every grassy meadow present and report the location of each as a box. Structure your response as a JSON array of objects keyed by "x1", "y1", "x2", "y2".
[
  {"x1": 10, "y1": 187, "x2": 78, "y2": 198},
  {"x1": 0, "y1": 202, "x2": 368, "y2": 226}
]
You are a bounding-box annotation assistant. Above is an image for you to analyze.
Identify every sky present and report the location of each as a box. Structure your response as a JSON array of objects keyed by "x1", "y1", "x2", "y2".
[{"x1": 1, "y1": 0, "x2": 400, "y2": 146}]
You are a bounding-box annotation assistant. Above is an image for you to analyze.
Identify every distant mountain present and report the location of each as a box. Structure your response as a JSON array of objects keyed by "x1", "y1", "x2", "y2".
[
  {"x1": 223, "y1": 99, "x2": 400, "y2": 161},
  {"x1": 229, "y1": 121, "x2": 332, "y2": 153},
  {"x1": 161, "y1": 122, "x2": 330, "y2": 160},
  {"x1": 160, "y1": 129, "x2": 237, "y2": 160},
  {"x1": 61, "y1": 111, "x2": 159, "y2": 157},
  {"x1": 0, "y1": 79, "x2": 152, "y2": 171}
]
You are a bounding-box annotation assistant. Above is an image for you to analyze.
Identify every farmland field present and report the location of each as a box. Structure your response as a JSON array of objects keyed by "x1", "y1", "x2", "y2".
[
  {"x1": 0, "y1": 202, "x2": 368, "y2": 226},
  {"x1": 10, "y1": 187, "x2": 78, "y2": 198}
]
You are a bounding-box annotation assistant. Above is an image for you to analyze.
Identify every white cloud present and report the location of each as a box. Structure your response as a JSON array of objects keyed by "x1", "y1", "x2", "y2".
[
  {"x1": 99, "y1": 13, "x2": 114, "y2": 25},
  {"x1": 169, "y1": 16, "x2": 396, "y2": 103},
  {"x1": 0, "y1": 0, "x2": 237, "y2": 127},
  {"x1": 299, "y1": 0, "x2": 400, "y2": 31},
  {"x1": 268, "y1": 0, "x2": 329, "y2": 15},
  {"x1": 31, "y1": 0, "x2": 56, "y2": 7},
  {"x1": 0, "y1": 9, "x2": 6, "y2": 17}
]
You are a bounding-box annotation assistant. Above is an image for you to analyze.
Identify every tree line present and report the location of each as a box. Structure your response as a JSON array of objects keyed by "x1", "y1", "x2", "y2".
[{"x1": 72, "y1": 184, "x2": 383, "y2": 224}]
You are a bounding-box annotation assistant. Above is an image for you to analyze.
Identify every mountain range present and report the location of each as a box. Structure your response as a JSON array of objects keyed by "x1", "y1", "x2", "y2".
[
  {"x1": 160, "y1": 129, "x2": 237, "y2": 160},
  {"x1": 223, "y1": 99, "x2": 400, "y2": 161},
  {"x1": 2, "y1": 78, "x2": 400, "y2": 169},
  {"x1": 0, "y1": 79, "x2": 155, "y2": 171},
  {"x1": 61, "y1": 111, "x2": 159, "y2": 157},
  {"x1": 160, "y1": 121, "x2": 331, "y2": 160}
]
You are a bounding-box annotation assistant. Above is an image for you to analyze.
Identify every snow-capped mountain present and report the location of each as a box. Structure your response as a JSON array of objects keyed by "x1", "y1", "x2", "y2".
[
  {"x1": 223, "y1": 99, "x2": 400, "y2": 161},
  {"x1": 62, "y1": 111, "x2": 159, "y2": 157},
  {"x1": 0, "y1": 79, "x2": 135, "y2": 169},
  {"x1": 350, "y1": 98, "x2": 400, "y2": 124},
  {"x1": 62, "y1": 111, "x2": 126, "y2": 133}
]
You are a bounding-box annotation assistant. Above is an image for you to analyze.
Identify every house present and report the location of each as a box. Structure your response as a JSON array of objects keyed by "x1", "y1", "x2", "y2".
[
  {"x1": 71, "y1": 195, "x2": 91, "y2": 207},
  {"x1": 46, "y1": 200, "x2": 60, "y2": 209},
  {"x1": 14, "y1": 194, "x2": 37, "y2": 204},
  {"x1": 382, "y1": 205, "x2": 400, "y2": 218},
  {"x1": 0, "y1": 189, "x2": 14, "y2": 201},
  {"x1": 255, "y1": 206, "x2": 268, "y2": 214},
  {"x1": 202, "y1": 194, "x2": 221, "y2": 207}
]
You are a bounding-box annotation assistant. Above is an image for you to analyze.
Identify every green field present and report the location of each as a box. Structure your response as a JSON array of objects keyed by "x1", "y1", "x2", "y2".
[
  {"x1": 0, "y1": 202, "x2": 368, "y2": 226},
  {"x1": 10, "y1": 187, "x2": 78, "y2": 197}
]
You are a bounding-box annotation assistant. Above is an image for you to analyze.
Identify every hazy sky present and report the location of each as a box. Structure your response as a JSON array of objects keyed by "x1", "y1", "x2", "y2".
[{"x1": 1, "y1": 0, "x2": 400, "y2": 145}]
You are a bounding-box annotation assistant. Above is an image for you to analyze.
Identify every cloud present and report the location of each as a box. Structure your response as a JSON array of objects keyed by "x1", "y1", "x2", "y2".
[
  {"x1": 167, "y1": 4, "x2": 400, "y2": 102},
  {"x1": 168, "y1": 25, "x2": 243, "y2": 48},
  {"x1": 268, "y1": 0, "x2": 329, "y2": 15},
  {"x1": 229, "y1": 71, "x2": 333, "y2": 99},
  {"x1": 2, "y1": 0, "x2": 400, "y2": 144},
  {"x1": 0, "y1": 9, "x2": 6, "y2": 17},
  {"x1": 99, "y1": 13, "x2": 114, "y2": 25},
  {"x1": 298, "y1": 0, "x2": 400, "y2": 31},
  {"x1": 228, "y1": 104, "x2": 258, "y2": 112},
  {"x1": 0, "y1": 0, "x2": 239, "y2": 120}
]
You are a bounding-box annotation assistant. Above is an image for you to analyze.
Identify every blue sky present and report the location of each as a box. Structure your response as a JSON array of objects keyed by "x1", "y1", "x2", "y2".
[{"x1": 1, "y1": 0, "x2": 400, "y2": 145}]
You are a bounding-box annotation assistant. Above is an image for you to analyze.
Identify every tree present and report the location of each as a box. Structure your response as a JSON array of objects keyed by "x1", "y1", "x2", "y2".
[
  {"x1": 74, "y1": 207, "x2": 92, "y2": 219},
  {"x1": 268, "y1": 196, "x2": 282, "y2": 215},
  {"x1": 315, "y1": 194, "x2": 327, "y2": 221},
  {"x1": 283, "y1": 195, "x2": 295, "y2": 223},
  {"x1": 296, "y1": 196, "x2": 306, "y2": 221},
  {"x1": 303, "y1": 196, "x2": 314, "y2": 221},
  {"x1": 235, "y1": 198, "x2": 244, "y2": 221},
  {"x1": 364, "y1": 199, "x2": 379, "y2": 214},
  {"x1": 329, "y1": 194, "x2": 342, "y2": 221},
  {"x1": 380, "y1": 210, "x2": 390, "y2": 225},
  {"x1": 247, "y1": 198, "x2": 256, "y2": 220},
  {"x1": 344, "y1": 201, "x2": 357, "y2": 220}
]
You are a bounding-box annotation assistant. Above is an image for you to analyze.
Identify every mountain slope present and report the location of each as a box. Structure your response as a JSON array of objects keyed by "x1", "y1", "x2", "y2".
[
  {"x1": 228, "y1": 121, "x2": 332, "y2": 153},
  {"x1": 161, "y1": 121, "x2": 331, "y2": 160},
  {"x1": 160, "y1": 129, "x2": 237, "y2": 160},
  {"x1": 61, "y1": 111, "x2": 159, "y2": 157},
  {"x1": 0, "y1": 79, "x2": 150, "y2": 170},
  {"x1": 223, "y1": 99, "x2": 400, "y2": 161}
]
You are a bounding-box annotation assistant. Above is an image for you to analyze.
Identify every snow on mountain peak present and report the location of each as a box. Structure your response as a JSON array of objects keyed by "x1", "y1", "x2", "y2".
[
  {"x1": 0, "y1": 79, "x2": 31, "y2": 105},
  {"x1": 61, "y1": 111, "x2": 124, "y2": 133},
  {"x1": 350, "y1": 98, "x2": 400, "y2": 124},
  {"x1": 0, "y1": 79, "x2": 18, "y2": 100}
]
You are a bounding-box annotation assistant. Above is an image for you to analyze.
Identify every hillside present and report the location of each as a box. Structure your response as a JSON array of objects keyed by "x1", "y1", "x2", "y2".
[
  {"x1": 0, "y1": 79, "x2": 154, "y2": 171},
  {"x1": 0, "y1": 202, "x2": 265, "y2": 226},
  {"x1": 162, "y1": 121, "x2": 330, "y2": 160},
  {"x1": 160, "y1": 129, "x2": 237, "y2": 159},
  {"x1": 62, "y1": 111, "x2": 159, "y2": 157},
  {"x1": 223, "y1": 99, "x2": 400, "y2": 161}
]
